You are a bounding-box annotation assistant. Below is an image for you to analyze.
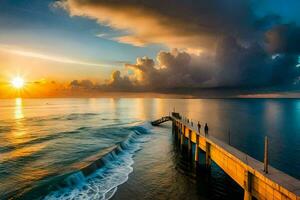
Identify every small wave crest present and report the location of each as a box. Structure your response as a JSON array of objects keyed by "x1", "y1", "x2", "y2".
[{"x1": 44, "y1": 123, "x2": 151, "y2": 200}]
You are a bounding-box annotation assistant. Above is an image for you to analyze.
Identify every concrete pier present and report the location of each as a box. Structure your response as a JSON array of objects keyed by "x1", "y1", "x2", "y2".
[{"x1": 153, "y1": 113, "x2": 300, "y2": 200}]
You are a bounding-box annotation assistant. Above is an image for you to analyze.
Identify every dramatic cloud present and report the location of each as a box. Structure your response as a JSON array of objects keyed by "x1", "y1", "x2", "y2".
[
  {"x1": 214, "y1": 36, "x2": 270, "y2": 87},
  {"x1": 56, "y1": 0, "x2": 300, "y2": 91},
  {"x1": 69, "y1": 46, "x2": 300, "y2": 92},
  {"x1": 53, "y1": 0, "x2": 255, "y2": 50},
  {"x1": 103, "y1": 70, "x2": 135, "y2": 91},
  {"x1": 214, "y1": 35, "x2": 300, "y2": 87},
  {"x1": 126, "y1": 49, "x2": 213, "y2": 89}
]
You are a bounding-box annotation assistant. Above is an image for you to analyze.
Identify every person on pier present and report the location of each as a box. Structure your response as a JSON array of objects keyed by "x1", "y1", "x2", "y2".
[
  {"x1": 204, "y1": 123, "x2": 209, "y2": 135},
  {"x1": 197, "y1": 122, "x2": 201, "y2": 134}
]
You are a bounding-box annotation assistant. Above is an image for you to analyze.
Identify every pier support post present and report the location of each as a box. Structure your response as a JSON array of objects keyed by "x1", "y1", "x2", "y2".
[
  {"x1": 180, "y1": 125, "x2": 185, "y2": 149},
  {"x1": 243, "y1": 171, "x2": 253, "y2": 200},
  {"x1": 195, "y1": 134, "x2": 200, "y2": 162},
  {"x1": 177, "y1": 124, "x2": 181, "y2": 144},
  {"x1": 205, "y1": 142, "x2": 211, "y2": 168},
  {"x1": 188, "y1": 130, "x2": 192, "y2": 154}
]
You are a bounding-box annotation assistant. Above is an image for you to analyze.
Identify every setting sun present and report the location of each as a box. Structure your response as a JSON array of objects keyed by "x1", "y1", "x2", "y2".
[{"x1": 11, "y1": 77, "x2": 25, "y2": 89}]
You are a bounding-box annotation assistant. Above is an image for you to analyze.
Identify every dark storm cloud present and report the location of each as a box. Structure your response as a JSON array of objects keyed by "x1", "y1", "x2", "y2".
[
  {"x1": 214, "y1": 36, "x2": 271, "y2": 87},
  {"x1": 57, "y1": 0, "x2": 300, "y2": 91},
  {"x1": 266, "y1": 24, "x2": 300, "y2": 54},
  {"x1": 214, "y1": 35, "x2": 300, "y2": 87},
  {"x1": 269, "y1": 54, "x2": 300, "y2": 85}
]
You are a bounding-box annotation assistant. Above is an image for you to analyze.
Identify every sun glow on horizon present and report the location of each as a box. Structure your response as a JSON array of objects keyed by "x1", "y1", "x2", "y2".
[{"x1": 11, "y1": 77, "x2": 25, "y2": 89}]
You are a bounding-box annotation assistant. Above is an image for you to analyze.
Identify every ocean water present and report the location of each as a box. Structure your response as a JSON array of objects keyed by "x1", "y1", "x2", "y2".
[{"x1": 0, "y1": 98, "x2": 299, "y2": 199}]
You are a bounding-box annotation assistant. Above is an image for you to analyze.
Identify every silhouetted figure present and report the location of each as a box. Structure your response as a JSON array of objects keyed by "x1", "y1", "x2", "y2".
[
  {"x1": 187, "y1": 119, "x2": 189, "y2": 123},
  {"x1": 197, "y1": 122, "x2": 201, "y2": 133},
  {"x1": 204, "y1": 123, "x2": 209, "y2": 135},
  {"x1": 191, "y1": 121, "x2": 193, "y2": 127}
]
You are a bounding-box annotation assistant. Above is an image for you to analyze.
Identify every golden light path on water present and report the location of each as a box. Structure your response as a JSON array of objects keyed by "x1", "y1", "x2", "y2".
[
  {"x1": 3, "y1": 98, "x2": 44, "y2": 161},
  {"x1": 0, "y1": 98, "x2": 49, "y2": 191},
  {"x1": 15, "y1": 98, "x2": 24, "y2": 120},
  {"x1": 5, "y1": 98, "x2": 27, "y2": 151}
]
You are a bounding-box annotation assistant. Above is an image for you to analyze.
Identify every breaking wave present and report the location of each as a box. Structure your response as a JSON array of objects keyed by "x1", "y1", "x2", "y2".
[{"x1": 43, "y1": 124, "x2": 151, "y2": 200}]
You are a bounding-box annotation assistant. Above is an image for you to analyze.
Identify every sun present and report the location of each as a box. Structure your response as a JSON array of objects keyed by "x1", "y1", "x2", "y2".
[{"x1": 11, "y1": 77, "x2": 25, "y2": 89}]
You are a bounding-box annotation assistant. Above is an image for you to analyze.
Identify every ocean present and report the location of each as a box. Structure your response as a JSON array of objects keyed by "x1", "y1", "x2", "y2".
[{"x1": 0, "y1": 98, "x2": 299, "y2": 199}]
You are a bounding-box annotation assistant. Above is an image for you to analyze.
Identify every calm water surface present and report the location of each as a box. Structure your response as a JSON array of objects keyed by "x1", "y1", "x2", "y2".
[{"x1": 0, "y1": 98, "x2": 299, "y2": 199}]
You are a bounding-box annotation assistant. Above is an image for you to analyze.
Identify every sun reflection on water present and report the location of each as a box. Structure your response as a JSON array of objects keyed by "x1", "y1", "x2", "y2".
[
  {"x1": 9, "y1": 98, "x2": 27, "y2": 144},
  {"x1": 15, "y1": 98, "x2": 24, "y2": 119}
]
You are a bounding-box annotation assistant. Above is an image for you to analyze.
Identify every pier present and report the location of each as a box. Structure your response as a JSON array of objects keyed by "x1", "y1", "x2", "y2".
[{"x1": 152, "y1": 113, "x2": 300, "y2": 200}]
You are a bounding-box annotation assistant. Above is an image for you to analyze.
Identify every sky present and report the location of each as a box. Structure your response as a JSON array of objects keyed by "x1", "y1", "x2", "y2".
[{"x1": 0, "y1": 0, "x2": 300, "y2": 98}]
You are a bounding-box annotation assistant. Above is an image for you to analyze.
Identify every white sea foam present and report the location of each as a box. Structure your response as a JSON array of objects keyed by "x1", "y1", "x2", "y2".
[{"x1": 44, "y1": 124, "x2": 151, "y2": 200}]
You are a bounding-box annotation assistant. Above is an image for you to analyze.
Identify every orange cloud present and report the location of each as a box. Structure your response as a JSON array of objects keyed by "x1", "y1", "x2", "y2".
[{"x1": 53, "y1": 0, "x2": 238, "y2": 50}]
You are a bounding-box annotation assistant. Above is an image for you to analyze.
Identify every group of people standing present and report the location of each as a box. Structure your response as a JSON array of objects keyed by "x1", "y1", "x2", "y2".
[
  {"x1": 198, "y1": 121, "x2": 209, "y2": 135},
  {"x1": 183, "y1": 117, "x2": 209, "y2": 135}
]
